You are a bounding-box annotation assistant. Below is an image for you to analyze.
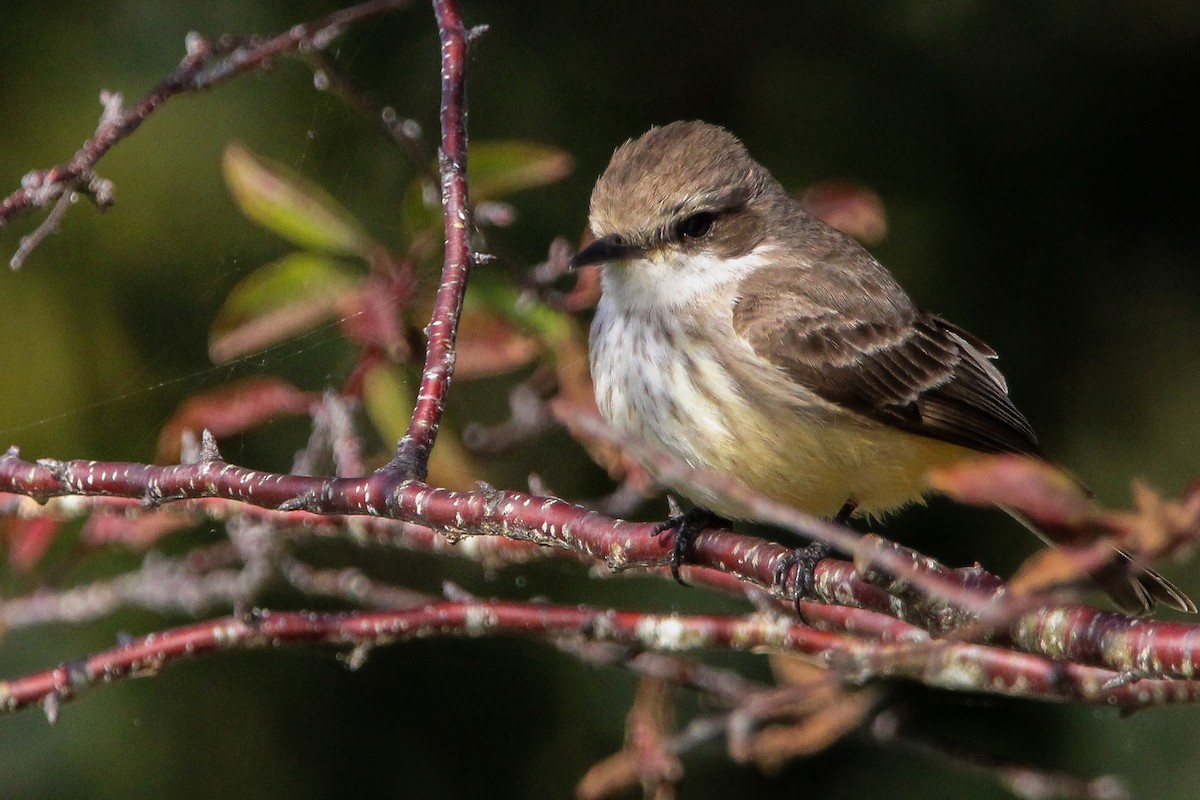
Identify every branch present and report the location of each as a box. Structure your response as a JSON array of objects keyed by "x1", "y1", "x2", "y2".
[
  {"x1": 306, "y1": 50, "x2": 436, "y2": 184},
  {"x1": 6, "y1": 599, "x2": 1199, "y2": 718},
  {"x1": 6, "y1": 443, "x2": 1200, "y2": 688},
  {"x1": 0, "y1": 0, "x2": 416, "y2": 263},
  {"x1": 387, "y1": 0, "x2": 476, "y2": 479}
]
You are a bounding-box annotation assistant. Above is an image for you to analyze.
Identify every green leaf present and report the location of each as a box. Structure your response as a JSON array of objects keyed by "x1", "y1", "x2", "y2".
[
  {"x1": 465, "y1": 276, "x2": 573, "y2": 345},
  {"x1": 468, "y1": 141, "x2": 573, "y2": 202},
  {"x1": 400, "y1": 177, "x2": 443, "y2": 244},
  {"x1": 361, "y1": 361, "x2": 413, "y2": 446},
  {"x1": 209, "y1": 253, "x2": 362, "y2": 364},
  {"x1": 223, "y1": 142, "x2": 375, "y2": 257}
]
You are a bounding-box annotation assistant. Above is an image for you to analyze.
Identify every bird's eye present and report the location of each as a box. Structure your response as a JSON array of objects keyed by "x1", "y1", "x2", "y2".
[{"x1": 676, "y1": 212, "x2": 715, "y2": 240}]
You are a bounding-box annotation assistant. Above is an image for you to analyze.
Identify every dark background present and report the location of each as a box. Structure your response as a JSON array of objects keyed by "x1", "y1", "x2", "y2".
[{"x1": 2, "y1": 2, "x2": 1200, "y2": 798}]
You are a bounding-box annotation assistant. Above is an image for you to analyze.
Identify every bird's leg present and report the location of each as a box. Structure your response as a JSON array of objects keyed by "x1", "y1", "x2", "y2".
[
  {"x1": 833, "y1": 500, "x2": 857, "y2": 526},
  {"x1": 652, "y1": 500, "x2": 729, "y2": 585},
  {"x1": 773, "y1": 500, "x2": 857, "y2": 605}
]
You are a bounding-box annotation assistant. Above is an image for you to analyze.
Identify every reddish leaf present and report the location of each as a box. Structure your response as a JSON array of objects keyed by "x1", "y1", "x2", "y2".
[
  {"x1": 4, "y1": 517, "x2": 62, "y2": 572},
  {"x1": 338, "y1": 278, "x2": 413, "y2": 362},
  {"x1": 209, "y1": 253, "x2": 362, "y2": 365},
  {"x1": 1007, "y1": 547, "x2": 1092, "y2": 598},
  {"x1": 797, "y1": 180, "x2": 888, "y2": 246},
  {"x1": 1106, "y1": 481, "x2": 1200, "y2": 560},
  {"x1": 733, "y1": 658, "x2": 879, "y2": 773},
  {"x1": 82, "y1": 509, "x2": 195, "y2": 550},
  {"x1": 927, "y1": 455, "x2": 1095, "y2": 530},
  {"x1": 577, "y1": 677, "x2": 680, "y2": 800},
  {"x1": 453, "y1": 305, "x2": 541, "y2": 380},
  {"x1": 156, "y1": 377, "x2": 320, "y2": 463}
]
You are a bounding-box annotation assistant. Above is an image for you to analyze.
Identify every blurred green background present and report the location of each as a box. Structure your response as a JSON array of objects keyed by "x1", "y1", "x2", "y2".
[{"x1": 3, "y1": 1, "x2": 1200, "y2": 798}]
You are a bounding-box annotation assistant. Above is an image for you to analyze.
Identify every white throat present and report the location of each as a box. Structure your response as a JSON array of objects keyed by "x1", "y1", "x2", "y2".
[{"x1": 599, "y1": 245, "x2": 778, "y2": 314}]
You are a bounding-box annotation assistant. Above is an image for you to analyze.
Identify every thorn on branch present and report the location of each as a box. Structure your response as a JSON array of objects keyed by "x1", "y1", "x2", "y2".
[
  {"x1": 241, "y1": 607, "x2": 268, "y2": 630},
  {"x1": 476, "y1": 481, "x2": 505, "y2": 514},
  {"x1": 200, "y1": 429, "x2": 223, "y2": 463},
  {"x1": 41, "y1": 693, "x2": 61, "y2": 725},
  {"x1": 80, "y1": 173, "x2": 116, "y2": 210},
  {"x1": 141, "y1": 485, "x2": 165, "y2": 509},
  {"x1": 98, "y1": 90, "x2": 125, "y2": 126},
  {"x1": 1100, "y1": 671, "x2": 1143, "y2": 692},
  {"x1": 278, "y1": 490, "x2": 321, "y2": 513},
  {"x1": 65, "y1": 659, "x2": 91, "y2": 691},
  {"x1": 441, "y1": 581, "x2": 477, "y2": 602},
  {"x1": 35, "y1": 458, "x2": 67, "y2": 480}
]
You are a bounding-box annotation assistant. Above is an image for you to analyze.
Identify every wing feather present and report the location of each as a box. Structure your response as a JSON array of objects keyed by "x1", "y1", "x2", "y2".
[{"x1": 732, "y1": 265, "x2": 1043, "y2": 457}]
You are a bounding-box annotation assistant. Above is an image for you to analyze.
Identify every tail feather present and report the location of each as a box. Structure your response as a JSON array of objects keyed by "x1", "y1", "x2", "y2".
[
  {"x1": 1107, "y1": 550, "x2": 1196, "y2": 615},
  {"x1": 1002, "y1": 506, "x2": 1195, "y2": 615}
]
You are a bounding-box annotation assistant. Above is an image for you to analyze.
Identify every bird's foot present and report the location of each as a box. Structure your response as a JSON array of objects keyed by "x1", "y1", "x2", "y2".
[
  {"x1": 652, "y1": 503, "x2": 728, "y2": 585},
  {"x1": 772, "y1": 541, "x2": 832, "y2": 605},
  {"x1": 772, "y1": 500, "x2": 855, "y2": 608}
]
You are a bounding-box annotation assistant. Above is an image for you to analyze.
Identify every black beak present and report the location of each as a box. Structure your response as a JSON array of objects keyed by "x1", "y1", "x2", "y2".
[{"x1": 569, "y1": 234, "x2": 643, "y2": 269}]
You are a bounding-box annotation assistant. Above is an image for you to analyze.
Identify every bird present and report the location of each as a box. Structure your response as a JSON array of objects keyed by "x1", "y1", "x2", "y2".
[{"x1": 570, "y1": 120, "x2": 1192, "y2": 615}]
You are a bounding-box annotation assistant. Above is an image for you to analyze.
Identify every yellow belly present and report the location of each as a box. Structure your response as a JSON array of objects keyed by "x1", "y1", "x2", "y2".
[{"x1": 698, "y1": 408, "x2": 973, "y2": 520}]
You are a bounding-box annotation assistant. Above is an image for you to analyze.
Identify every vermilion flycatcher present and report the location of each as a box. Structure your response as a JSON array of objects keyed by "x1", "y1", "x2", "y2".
[{"x1": 572, "y1": 120, "x2": 1191, "y2": 614}]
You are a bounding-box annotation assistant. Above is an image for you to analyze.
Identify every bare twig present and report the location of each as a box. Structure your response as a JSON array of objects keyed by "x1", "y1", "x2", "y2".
[
  {"x1": 0, "y1": 547, "x2": 252, "y2": 629},
  {"x1": 870, "y1": 709, "x2": 1130, "y2": 800},
  {"x1": 9, "y1": 186, "x2": 77, "y2": 270},
  {"x1": 386, "y1": 0, "x2": 474, "y2": 479},
  {"x1": 0, "y1": 0, "x2": 415, "y2": 263},
  {"x1": 6, "y1": 599, "x2": 1199, "y2": 717},
  {"x1": 307, "y1": 49, "x2": 436, "y2": 184}
]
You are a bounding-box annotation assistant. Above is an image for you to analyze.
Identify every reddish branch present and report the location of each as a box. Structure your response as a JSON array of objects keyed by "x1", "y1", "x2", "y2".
[
  {"x1": 0, "y1": 0, "x2": 415, "y2": 259},
  {"x1": 5, "y1": 446, "x2": 1200, "y2": 688},
  {"x1": 387, "y1": 0, "x2": 475, "y2": 480},
  {"x1": 0, "y1": 488, "x2": 922, "y2": 649},
  {"x1": 4, "y1": 600, "x2": 1198, "y2": 717}
]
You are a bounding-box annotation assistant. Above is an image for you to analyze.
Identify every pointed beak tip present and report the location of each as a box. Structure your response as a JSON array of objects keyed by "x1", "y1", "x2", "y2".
[{"x1": 569, "y1": 235, "x2": 638, "y2": 270}]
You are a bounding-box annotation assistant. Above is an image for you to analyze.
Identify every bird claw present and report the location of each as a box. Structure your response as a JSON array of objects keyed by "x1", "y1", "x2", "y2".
[
  {"x1": 772, "y1": 541, "x2": 831, "y2": 608},
  {"x1": 652, "y1": 505, "x2": 726, "y2": 586}
]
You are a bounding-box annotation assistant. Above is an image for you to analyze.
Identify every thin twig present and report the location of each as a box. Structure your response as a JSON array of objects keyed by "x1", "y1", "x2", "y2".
[
  {"x1": 5, "y1": 600, "x2": 1198, "y2": 717},
  {"x1": 306, "y1": 49, "x2": 436, "y2": 184},
  {"x1": 386, "y1": 0, "x2": 474, "y2": 479},
  {"x1": 9, "y1": 187, "x2": 77, "y2": 270},
  {"x1": 0, "y1": 0, "x2": 415, "y2": 263}
]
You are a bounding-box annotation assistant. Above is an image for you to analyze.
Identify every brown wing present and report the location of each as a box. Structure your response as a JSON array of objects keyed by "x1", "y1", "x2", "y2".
[{"x1": 732, "y1": 264, "x2": 1044, "y2": 457}]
